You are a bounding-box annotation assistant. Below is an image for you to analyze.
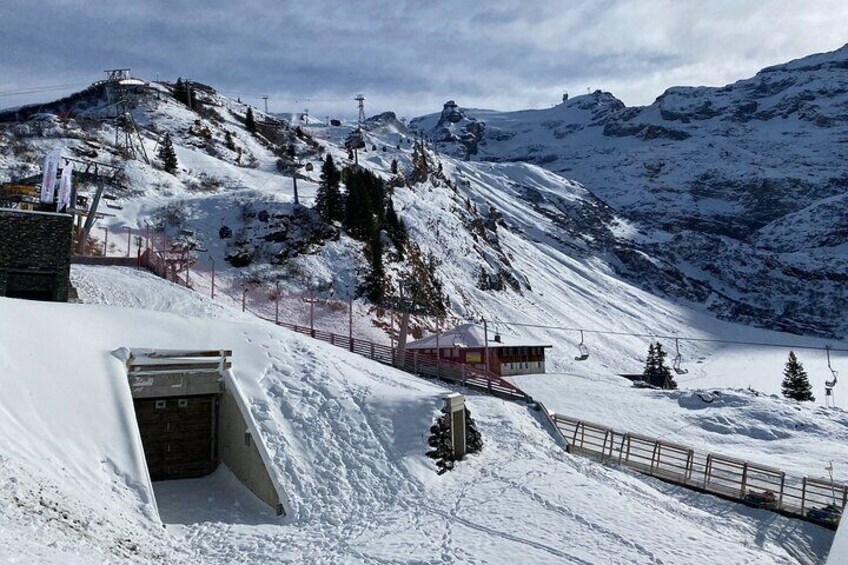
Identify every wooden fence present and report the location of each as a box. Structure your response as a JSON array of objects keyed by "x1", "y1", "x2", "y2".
[
  {"x1": 270, "y1": 320, "x2": 530, "y2": 402},
  {"x1": 552, "y1": 414, "x2": 846, "y2": 529}
]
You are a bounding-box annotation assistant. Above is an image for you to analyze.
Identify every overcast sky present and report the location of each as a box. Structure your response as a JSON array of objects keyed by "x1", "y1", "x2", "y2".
[{"x1": 1, "y1": 1, "x2": 846, "y2": 118}]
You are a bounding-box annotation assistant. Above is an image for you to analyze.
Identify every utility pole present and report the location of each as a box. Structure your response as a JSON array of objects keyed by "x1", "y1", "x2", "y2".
[
  {"x1": 135, "y1": 236, "x2": 143, "y2": 268},
  {"x1": 394, "y1": 283, "x2": 413, "y2": 368},
  {"x1": 274, "y1": 282, "x2": 281, "y2": 325},
  {"x1": 483, "y1": 318, "x2": 489, "y2": 373},
  {"x1": 435, "y1": 317, "x2": 441, "y2": 376},
  {"x1": 262, "y1": 96, "x2": 269, "y2": 113},
  {"x1": 302, "y1": 290, "x2": 319, "y2": 337},
  {"x1": 210, "y1": 257, "x2": 216, "y2": 299},
  {"x1": 348, "y1": 296, "x2": 354, "y2": 352},
  {"x1": 100, "y1": 226, "x2": 109, "y2": 256},
  {"x1": 126, "y1": 227, "x2": 131, "y2": 257}
]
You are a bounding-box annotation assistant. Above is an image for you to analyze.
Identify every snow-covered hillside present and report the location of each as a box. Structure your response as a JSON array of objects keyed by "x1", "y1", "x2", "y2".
[
  {"x1": 1, "y1": 68, "x2": 846, "y2": 396},
  {"x1": 411, "y1": 44, "x2": 848, "y2": 337},
  {"x1": 0, "y1": 273, "x2": 840, "y2": 563},
  {"x1": 2, "y1": 56, "x2": 848, "y2": 562}
]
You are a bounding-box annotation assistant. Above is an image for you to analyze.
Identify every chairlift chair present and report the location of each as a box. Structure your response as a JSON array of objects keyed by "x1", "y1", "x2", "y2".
[
  {"x1": 673, "y1": 338, "x2": 688, "y2": 375},
  {"x1": 574, "y1": 330, "x2": 589, "y2": 361},
  {"x1": 825, "y1": 346, "x2": 838, "y2": 402}
]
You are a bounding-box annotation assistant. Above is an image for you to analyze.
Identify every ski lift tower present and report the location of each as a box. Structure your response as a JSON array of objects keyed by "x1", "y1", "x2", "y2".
[{"x1": 355, "y1": 94, "x2": 366, "y2": 125}]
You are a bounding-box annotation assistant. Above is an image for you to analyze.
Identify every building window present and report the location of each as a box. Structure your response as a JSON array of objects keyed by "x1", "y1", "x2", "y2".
[
  {"x1": 155, "y1": 400, "x2": 166, "y2": 410},
  {"x1": 178, "y1": 399, "x2": 188, "y2": 408}
]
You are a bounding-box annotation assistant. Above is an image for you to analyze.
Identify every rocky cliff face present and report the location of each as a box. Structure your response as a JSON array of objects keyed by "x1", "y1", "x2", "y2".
[{"x1": 411, "y1": 101, "x2": 486, "y2": 159}]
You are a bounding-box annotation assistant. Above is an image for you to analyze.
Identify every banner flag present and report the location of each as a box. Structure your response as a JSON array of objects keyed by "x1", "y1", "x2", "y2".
[
  {"x1": 57, "y1": 161, "x2": 74, "y2": 212},
  {"x1": 40, "y1": 148, "x2": 61, "y2": 204}
]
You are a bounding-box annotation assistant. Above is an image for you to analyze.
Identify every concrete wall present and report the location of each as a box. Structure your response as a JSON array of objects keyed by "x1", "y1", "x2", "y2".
[
  {"x1": 127, "y1": 371, "x2": 221, "y2": 399},
  {"x1": 0, "y1": 208, "x2": 72, "y2": 301},
  {"x1": 219, "y1": 387, "x2": 284, "y2": 515}
]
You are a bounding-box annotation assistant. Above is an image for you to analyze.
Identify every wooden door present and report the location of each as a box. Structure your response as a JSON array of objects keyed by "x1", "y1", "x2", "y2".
[{"x1": 134, "y1": 395, "x2": 218, "y2": 481}]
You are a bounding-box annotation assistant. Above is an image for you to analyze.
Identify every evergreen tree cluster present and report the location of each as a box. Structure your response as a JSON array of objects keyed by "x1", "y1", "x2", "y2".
[
  {"x1": 405, "y1": 242, "x2": 449, "y2": 317},
  {"x1": 642, "y1": 342, "x2": 677, "y2": 389},
  {"x1": 781, "y1": 351, "x2": 815, "y2": 401},
  {"x1": 315, "y1": 154, "x2": 343, "y2": 223},
  {"x1": 157, "y1": 133, "x2": 178, "y2": 175},
  {"x1": 173, "y1": 78, "x2": 198, "y2": 110},
  {"x1": 408, "y1": 141, "x2": 430, "y2": 184},
  {"x1": 312, "y1": 158, "x2": 408, "y2": 303}
]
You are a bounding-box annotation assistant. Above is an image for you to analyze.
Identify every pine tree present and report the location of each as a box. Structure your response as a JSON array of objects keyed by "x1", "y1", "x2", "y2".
[
  {"x1": 390, "y1": 158, "x2": 399, "y2": 175},
  {"x1": 409, "y1": 141, "x2": 429, "y2": 183},
  {"x1": 157, "y1": 133, "x2": 178, "y2": 174},
  {"x1": 224, "y1": 130, "x2": 236, "y2": 151},
  {"x1": 315, "y1": 154, "x2": 343, "y2": 223},
  {"x1": 781, "y1": 351, "x2": 815, "y2": 401},
  {"x1": 344, "y1": 169, "x2": 374, "y2": 239},
  {"x1": 643, "y1": 342, "x2": 676, "y2": 389},
  {"x1": 364, "y1": 228, "x2": 385, "y2": 303},
  {"x1": 384, "y1": 197, "x2": 407, "y2": 251},
  {"x1": 245, "y1": 107, "x2": 257, "y2": 133}
]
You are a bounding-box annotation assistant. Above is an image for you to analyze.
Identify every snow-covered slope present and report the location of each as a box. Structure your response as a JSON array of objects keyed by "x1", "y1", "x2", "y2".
[
  {"x1": 410, "y1": 44, "x2": 848, "y2": 337},
  {"x1": 0, "y1": 273, "x2": 840, "y2": 563},
  {"x1": 1, "y1": 69, "x2": 846, "y2": 394}
]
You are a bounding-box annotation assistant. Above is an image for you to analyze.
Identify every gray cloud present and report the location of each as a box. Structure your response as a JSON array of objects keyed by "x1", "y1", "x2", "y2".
[{"x1": 1, "y1": 0, "x2": 846, "y2": 118}]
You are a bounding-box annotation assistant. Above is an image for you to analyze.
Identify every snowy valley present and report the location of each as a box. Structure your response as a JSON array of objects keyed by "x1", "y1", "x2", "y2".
[{"x1": 1, "y1": 44, "x2": 847, "y2": 564}]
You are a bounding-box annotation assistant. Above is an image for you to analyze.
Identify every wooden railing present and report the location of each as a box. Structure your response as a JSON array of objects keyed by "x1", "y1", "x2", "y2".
[
  {"x1": 552, "y1": 414, "x2": 846, "y2": 529},
  {"x1": 270, "y1": 320, "x2": 531, "y2": 402},
  {"x1": 139, "y1": 248, "x2": 192, "y2": 288}
]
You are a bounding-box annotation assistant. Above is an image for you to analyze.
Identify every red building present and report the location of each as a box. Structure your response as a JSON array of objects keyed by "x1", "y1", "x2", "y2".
[{"x1": 405, "y1": 323, "x2": 551, "y2": 376}]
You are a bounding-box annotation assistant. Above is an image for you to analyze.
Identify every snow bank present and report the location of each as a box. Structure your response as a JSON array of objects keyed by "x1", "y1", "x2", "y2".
[
  {"x1": 513, "y1": 371, "x2": 848, "y2": 481},
  {"x1": 1, "y1": 269, "x2": 839, "y2": 562}
]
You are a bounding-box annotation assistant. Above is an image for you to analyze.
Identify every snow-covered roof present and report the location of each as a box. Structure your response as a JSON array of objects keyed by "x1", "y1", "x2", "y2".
[{"x1": 405, "y1": 323, "x2": 551, "y2": 350}]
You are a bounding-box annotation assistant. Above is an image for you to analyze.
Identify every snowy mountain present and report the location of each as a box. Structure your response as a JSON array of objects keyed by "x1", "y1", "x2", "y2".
[
  {"x1": 411, "y1": 44, "x2": 848, "y2": 337},
  {"x1": 2, "y1": 54, "x2": 848, "y2": 564},
  {"x1": 2, "y1": 62, "x2": 847, "y2": 373}
]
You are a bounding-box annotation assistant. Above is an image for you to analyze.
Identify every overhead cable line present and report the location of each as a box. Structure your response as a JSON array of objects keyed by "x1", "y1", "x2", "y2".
[{"x1": 479, "y1": 319, "x2": 848, "y2": 353}]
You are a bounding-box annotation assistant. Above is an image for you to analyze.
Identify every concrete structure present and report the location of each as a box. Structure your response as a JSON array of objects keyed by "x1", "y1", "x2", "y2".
[
  {"x1": 0, "y1": 208, "x2": 72, "y2": 301},
  {"x1": 443, "y1": 394, "x2": 466, "y2": 459},
  {"x1": 125, "y1": 349, "x2": 286, "y2": 516},
  {"x1": 406, "y1": 323, "x2": 552, "y2": 376}
]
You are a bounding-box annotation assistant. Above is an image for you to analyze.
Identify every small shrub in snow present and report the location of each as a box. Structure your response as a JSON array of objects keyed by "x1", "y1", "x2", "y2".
[{"x1": 426, "y1": 407, "x2": 483, "y2": 475}]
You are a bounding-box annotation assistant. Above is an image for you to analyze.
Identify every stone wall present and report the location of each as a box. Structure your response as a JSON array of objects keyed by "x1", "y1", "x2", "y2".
[{"x1": 0, "y1": 209, "x2": 73, "y2": 301}]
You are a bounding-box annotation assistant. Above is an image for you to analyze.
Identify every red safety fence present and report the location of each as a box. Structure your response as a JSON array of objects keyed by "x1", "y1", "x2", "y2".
[{"x1": 268, "y1": 320, "x2": 530, "y2": 402}]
